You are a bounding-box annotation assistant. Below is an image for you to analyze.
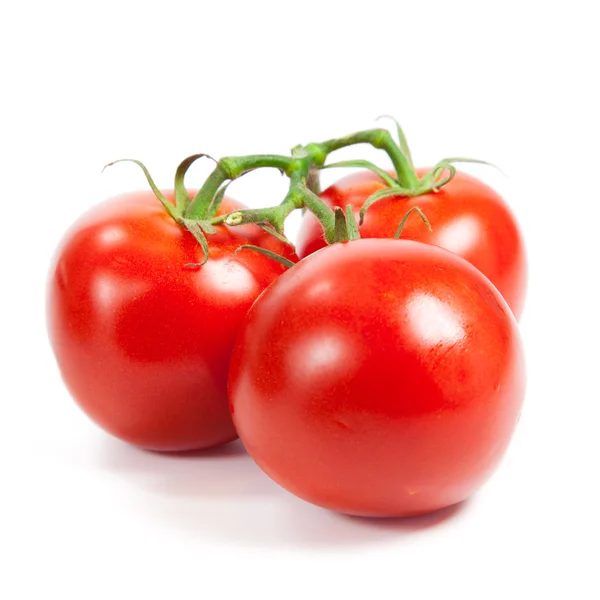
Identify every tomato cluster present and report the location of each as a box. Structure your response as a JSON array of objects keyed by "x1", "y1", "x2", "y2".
[{"x1": 47, "y1": 127, "x2": 526, "y2": 517}]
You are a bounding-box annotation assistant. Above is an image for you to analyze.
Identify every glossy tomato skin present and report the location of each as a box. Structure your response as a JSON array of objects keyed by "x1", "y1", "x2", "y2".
[
  {"x1": 297, "y1": 169, "x2": 527, "y2": 319},
  {"x1": 47, "y1": 191, "x2": 294, "y2": 452},
  {"x1": 229, "y1": 239, "x2": 525, "y2": 517}
]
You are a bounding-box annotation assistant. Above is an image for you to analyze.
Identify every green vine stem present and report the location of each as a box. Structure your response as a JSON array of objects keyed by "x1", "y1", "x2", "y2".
[
  {"x1": 183, "y1": 126, "x2": 427, "y2": 242},
  {"x1": 106, "y1": 121, "x2": 484, "y2": 265},
  {"x1": 186, "y1": 155, "x2": 293, "y2": 220},
  {"x1": 309, "y1": 129, "x2": 419, "y2": 189}
]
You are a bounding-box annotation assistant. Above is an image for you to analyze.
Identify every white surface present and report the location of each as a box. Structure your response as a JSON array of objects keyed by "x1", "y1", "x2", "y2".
[{"x1": 1, "y1": 1, "x2": 599, "y2": 598}]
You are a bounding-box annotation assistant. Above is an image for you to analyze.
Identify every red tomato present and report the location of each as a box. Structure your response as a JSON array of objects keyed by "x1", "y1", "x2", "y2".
[
  {"x1": 229, "y1": 239, "x2": 525, "y2": 517},
  {"x1": 297, "y1": 169, "x2": 527, "y2": 319},
  {"x1": 47, "y1": 190, "x2": 294, "y2": 452}
]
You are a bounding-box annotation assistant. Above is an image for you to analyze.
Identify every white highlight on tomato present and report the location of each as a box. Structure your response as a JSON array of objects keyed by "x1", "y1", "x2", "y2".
[
  {"x1": 200, "y1": 259, "x2": 259, "y2": 300},
  {"x1": 407, "y1": 293, "x2": 466, "y2": 346},
  {"x1": 436, "y1": 215, "x2": 480, "y2": 256},
  {"x1": 96, "y1": 225, "x2": 128, "y2": 247},
  {"x1": 290, "y1": 330, "x2": 359, "y2": 384}
]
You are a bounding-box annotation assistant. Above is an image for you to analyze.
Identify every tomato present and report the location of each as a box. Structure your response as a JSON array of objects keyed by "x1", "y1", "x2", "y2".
[
  {"x1": 297, "y1": 169, "x2": 527, "y2": 319},
  {"x1": 229, "y1": 239, "x2": 525, "y2": 517},
  {"x1": 47, "y1": 190, "x2": 294, "y2": 452}
]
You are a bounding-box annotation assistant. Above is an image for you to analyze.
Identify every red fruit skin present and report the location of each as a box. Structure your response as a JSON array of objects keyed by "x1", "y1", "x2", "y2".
[
  {"x1": 229, "y1": 239, "x2": 525, "y2": 517},
  {"x1": 47, "y1": 191, "x2": 295, "y2": 451},
  {"x1": 297, "y1": 169, "x2": 527, "y2": 319}
]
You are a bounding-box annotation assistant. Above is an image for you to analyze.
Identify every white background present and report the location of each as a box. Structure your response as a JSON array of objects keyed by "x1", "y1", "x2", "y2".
[{"x1": 1, "y1": 1, "x2": 599, "y2": 598}]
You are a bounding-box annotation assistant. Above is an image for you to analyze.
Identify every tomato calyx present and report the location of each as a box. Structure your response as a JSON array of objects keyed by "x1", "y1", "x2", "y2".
[
  {"x1": 104, "y1": 155, "x2": 268, "y2": 266},
  {"x1": 357, "y1": 156, "x2": 501, "y2": 224}
]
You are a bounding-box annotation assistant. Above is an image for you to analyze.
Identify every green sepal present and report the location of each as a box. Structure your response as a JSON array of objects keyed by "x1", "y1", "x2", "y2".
[
  {"x1": 376, "y1": 115, "x2": 414, "y2": 169},
  {"x1": 345, "y1": 205, "x2": 360, "y2": 241},
  {"x1": 235, "y1": 245, "x2": 295, "y2": 269},
  {"x1": 439, "y1": 157, "x2": 504, "y2": 174},
  {"x1": 419, "y1": 157, "x2": 503, "y2": 190},
  {"x1": 334, "y1": 207, "x2": 349, "y2": 242},
  {"x1": 197, "y1": 220, "x2": 216, "y2": 235},
  {"x1": 322, "y1": 160, "x2": 398, "y2": 187},
  {"x1": 206, "y1": 181, "x2": 232, "y2": 219},
  {"x1": 430, "y1": 164, "x2": 457, "y2": 192},
  {"x1": 258, "y1": 223, "x2": 296, "y2": 248},
  {"x1": 174, "y1": 154, "x2": 215, "y2": 213},
  {"x1": 180, "y1": 218, "x2": 210, "y2": 266},
  {"x1": 394, "y1": 206, "x2": 431, "y2": 239},
  {"x1": 359, "y1": 185, "x2": 416, "y2": 225},
  {"x1": 103, "y1": 159, "x2": 179, "y2": 221}
]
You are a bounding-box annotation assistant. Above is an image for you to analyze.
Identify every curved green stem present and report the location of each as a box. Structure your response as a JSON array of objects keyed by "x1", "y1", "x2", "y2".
[
  {"x1": 221, "y1": 154, "x2": 294, "y2": 177},
  {"x1": 186, "y1": 164, "x2": 229, "y2": 219},
  {"x1": 186, "y1": 126, "x2": 421, "y2": 228},
  {"x1": 312, "y1": 129, "x2": 419, "y2": 189},
  {"x1": 122, "y1": 122, "x2": 469, "y2": 264},
  {"x1": 185, "y1": 154, "x2": 293, "y2": 220},
  {"x1": 306, "y1": 165, "x2": 321, "y2": 195},
  {"x1": 174, "y1": 154, "x2": 214, "y2": 213},
  {"x1": 222, "y1": 204, "x2": 294, "y2": 232},
  {"x1": 210, "y1": 167, "x2": 336, "y2": 243},
  {"x1": 376, "y1": 115, "x2": 414, "y2": 169},
  {"x1": 298, "y1": 185, "x2": 335, "y2": 243},
  {"x1": 218, "y1": 173, "x2": 303, "y2": 232}
]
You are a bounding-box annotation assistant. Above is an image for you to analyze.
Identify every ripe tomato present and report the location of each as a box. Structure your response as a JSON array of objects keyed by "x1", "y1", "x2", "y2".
[
  {"x1": 297, "y1": 169, "x2": 527, "y2": 319},
  {"x1": 229, "y1": 239, "x2": 525, "y2": 517},
  {"x1": 47, "y1": 190, "x2": 294, "y2": 452}
]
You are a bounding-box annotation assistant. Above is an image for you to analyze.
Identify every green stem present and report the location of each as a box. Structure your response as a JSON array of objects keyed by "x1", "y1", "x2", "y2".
[
  {"x1": 186, "y1": 128, "x2": 418, "y2": 222},
  {"x1": 210, "y1": 168, "x2": 336, "y2": 242},
  {"x1": 186, "y1": 154, "x2": 293, "y2": 219},
  {"x1": 217, "y1": 172, "x2": 304, "y2": 232},
  {"x1": 221, "y1": 200, "x2": 296, "y2": 232},
  {"x1": 186, "y1": 165, "x2": 229, "y2": 219},
  {"x1": 312, "y1": 129, "x2": 419, "y2": 189},
  {"x1": 221, "y1": 154, "x2": 293, "y2": 177},
  {"x1": 111, "y1": 122, "x2": 452, "y2": 266},
  {"x1": 298, "y1": 185, "x2": 335, "y2": 243},
  {"x1": 306, "y1": 165, "x2": 321, "y2": 195},
  {"x1": 288, "y1": 168, "x2": 335, "y2": 242},
  {"x1": 182, "y1": 125, "x2": 425, "y2": 252}
]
